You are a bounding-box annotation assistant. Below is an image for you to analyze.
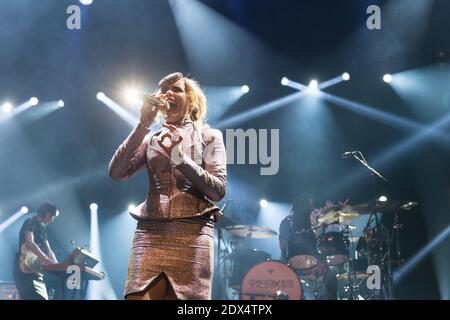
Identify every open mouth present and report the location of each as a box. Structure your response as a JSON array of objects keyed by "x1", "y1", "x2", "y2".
[{"x1": 168, "y1": 101, "x2": 177, "y2": 112}]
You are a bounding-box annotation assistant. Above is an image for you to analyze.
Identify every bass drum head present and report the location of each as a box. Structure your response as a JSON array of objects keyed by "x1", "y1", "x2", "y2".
[{"x1": 240, "y1": 261, "x2": 301, "y2": 300}]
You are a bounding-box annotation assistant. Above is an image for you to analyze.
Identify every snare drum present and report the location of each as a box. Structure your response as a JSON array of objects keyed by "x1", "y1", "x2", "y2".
[{"x1": 241, "y1": 261, "x2": 301, "y2": 300}]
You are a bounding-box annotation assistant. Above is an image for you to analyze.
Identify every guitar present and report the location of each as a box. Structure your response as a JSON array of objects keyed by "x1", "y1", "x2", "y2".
[{"x1": 19, "y1": 243, "x2": 44, "y2": 274}]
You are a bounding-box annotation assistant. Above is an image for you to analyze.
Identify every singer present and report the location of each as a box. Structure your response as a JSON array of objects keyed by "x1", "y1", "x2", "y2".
[{"x1": 109, "y1": 72, "x2": 227, "y2": 300}]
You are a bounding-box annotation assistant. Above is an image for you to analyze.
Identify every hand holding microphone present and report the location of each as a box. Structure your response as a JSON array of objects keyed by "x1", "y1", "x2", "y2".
[{"x1": 140, "y1": 92, "x2": 170, "y2": 128}]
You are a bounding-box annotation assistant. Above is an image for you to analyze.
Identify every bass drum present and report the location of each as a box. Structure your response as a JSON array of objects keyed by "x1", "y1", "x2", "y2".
[{"x1": 240, "y1": 261, "x2": 301, "y2": 300}]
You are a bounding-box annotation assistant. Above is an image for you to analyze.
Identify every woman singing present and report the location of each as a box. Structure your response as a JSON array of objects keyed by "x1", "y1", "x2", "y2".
[{"x1": 109, "y1": 72, "x2": 227, "y2": 300}]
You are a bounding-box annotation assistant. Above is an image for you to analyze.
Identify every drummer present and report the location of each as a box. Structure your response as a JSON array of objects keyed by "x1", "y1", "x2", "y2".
[
  {"x1": 278, "y1": 194, "x2": 315, "y2": 263},
  {"x1": 279, "y1": 194, "x2": 338, "y2": 300}
]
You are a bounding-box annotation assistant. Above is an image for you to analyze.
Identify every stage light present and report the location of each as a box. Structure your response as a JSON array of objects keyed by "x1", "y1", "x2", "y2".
[
  {"x1": 0, "y1": 207, "x2": 30, "y2": 233},
  {"x1": 90, "y1": 203, "x2": 98, "y2": 211},
  {"x1": 30, "y1": 97, "x2": 39, "y2": 106},
  {"x1": 2, "y1": 102, "x2": 13, "y2": 113},
  {"x1": 123, "y1": 87, "x2": 141, "y2": 105},
  {"x1": 97, "y1": 92, "x2": 106, "y2": 101},
  {"x1": 128, "y1": 204, "x2": 136, "y2": 212},
  {"x1": 281, "y1": 77, "x2": 289, "y2": 86},
  {"x1": 383, "y1": 74, "x2": 393, "y2": 83},
  {"x1": 58, "y1": 100, "x2": 65, "y2": 108},
  {"x1": 378, "y1": 195, "x2": 388, "y2": 202},
  {"x1": 79, "y1": 0, "x2": 93, "y2": 5},
  {"x1": 342, "y1": 73, "x2": 351, "y2": 81},
  {"x1": 260, "y1": 199, "x2": 268, "y2": 208},
  {"x1": 241, "y1": 85, "x2": 250, "y2": 94},
  {"x1": 309, "y1": 80, "x2": 318, "y2": 89}
]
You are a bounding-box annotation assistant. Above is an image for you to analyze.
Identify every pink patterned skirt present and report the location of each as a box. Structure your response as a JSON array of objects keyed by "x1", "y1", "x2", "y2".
[{"x1": 124, "y1": 217, "x2": 214, "y2": 300}]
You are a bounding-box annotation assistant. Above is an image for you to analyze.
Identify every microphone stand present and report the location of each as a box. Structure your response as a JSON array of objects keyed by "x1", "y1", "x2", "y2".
[{"x1": 344, "y1": 151, "x2": 390, "y2": 299}]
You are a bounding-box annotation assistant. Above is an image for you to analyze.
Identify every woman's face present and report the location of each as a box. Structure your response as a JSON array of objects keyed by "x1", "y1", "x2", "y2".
[{"x1": 160, "y1": 79, "x2": 189, "y2": 123}]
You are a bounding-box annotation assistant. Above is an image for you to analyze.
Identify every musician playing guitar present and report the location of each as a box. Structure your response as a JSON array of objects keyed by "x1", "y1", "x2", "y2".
[{"x1": 12, "y1": 202, "x2": 59, "y2": 300}]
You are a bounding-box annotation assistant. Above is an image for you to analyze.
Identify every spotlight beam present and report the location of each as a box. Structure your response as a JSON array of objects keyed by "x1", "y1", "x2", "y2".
[
  {"x1": 214, "y1": 73, "x2": 349, "y2": 129},
  {"x1": 204, "y1": 86, "x2": 247, "y2": 123},
  {"x1": 86, "y1": 205, "x2": 118, "y2": 300},
  {"x1": 318, "y1": 75, "x2": 346, "y2": 90},
  {"x1": 285, "y1": 74, "x2": 349, "y2": 92},
  {"x1": 0, "y1": 208, "x2": 30, "y2": 233},
  {"x1": 320, "y1": 109, "x2": 450, "y2": 206},
  {"x1": 285, "y1": 79, "x2": 450, "y2": 148},
  {"x1": 393, "y1": 224, "x2": 450, "y2": 285},
  {"x1": 282, "y1": 78, "x2": 308, "y2": 91},
  {"x1": 320, "y1": 92, "x2": 450, "y2": 148},
  {"x1": 214, "y1": 91, "x2": 307, "y2": 129},
  {"x1": 0, "y1": 100, "x2": 35, "y2": 124},
  {"x1": 97, "y1": 94, "x2": 139, "y2": 127}
]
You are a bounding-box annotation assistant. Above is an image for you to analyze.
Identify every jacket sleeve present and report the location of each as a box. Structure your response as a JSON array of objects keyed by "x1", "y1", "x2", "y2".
[
  {"x1": 108, "y1": 123, "x2": 150, "y2": 180},
  {"x1": 175, "y1": 129, "x2": 227, "y2": 202}
]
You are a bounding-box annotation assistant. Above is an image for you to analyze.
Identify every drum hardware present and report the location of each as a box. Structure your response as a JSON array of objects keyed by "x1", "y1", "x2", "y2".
[
  {"x1": 392, "y1": 209, "x2": 405, "y2": 266},
  {"x1": 274, "y1": 290, "x2": 289, "y2": 300},
  {"x1": 342, "y1": 150, "x2": 393, "y2": 299},
  {"x1": 217, "y1": 194, "x2": 415, "y2": 300},
  {"x1": 221, "y1": 218, "x2": 277, "y2": 293}
]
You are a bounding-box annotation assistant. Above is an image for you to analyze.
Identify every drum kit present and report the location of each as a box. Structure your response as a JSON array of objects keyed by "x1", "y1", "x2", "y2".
[{"x1": 218, "y1": 199, "x2": 417, "y2": 300}]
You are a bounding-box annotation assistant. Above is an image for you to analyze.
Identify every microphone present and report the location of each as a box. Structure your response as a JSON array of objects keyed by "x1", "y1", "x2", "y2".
[
  {"x1": 341, "y1": 151, "x2": 357, "y2": 159},
  {"x1": 141, "y1": 94, "x2": 170, "y2": 112},
  {"x1": 221, "y1": 200, "x2": 231, "y2": 212}
]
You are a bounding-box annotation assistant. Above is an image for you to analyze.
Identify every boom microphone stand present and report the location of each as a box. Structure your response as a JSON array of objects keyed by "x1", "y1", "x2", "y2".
[{"x1": 342, "y1": 151, "x2": 390, "y2": 299}]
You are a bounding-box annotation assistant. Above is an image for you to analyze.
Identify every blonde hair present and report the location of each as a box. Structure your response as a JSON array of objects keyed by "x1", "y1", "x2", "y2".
[
  {"x1": 159, "y1": 72, "x2": 208, "y2": 127},
  {"x1": 183, "y1": 77, "x2": 207, "y2": 126}
]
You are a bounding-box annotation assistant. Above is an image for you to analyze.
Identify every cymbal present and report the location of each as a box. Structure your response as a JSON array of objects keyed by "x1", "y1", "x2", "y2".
[
  {"x1": 218, "y1": 215, "x2": 240, "y2": 228},
  {"x1": 399, "y1": 201, "x2": 418, "y2": 211},
  {"x1": 352, "y1": 200, "x2": 418, "y2": 214},
  {"x1": 318, "y1": 205, "x2": 360, "y2": 224},
  {"x1": 224, "y1": 225, "x2": 278, "y2": 238}
]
